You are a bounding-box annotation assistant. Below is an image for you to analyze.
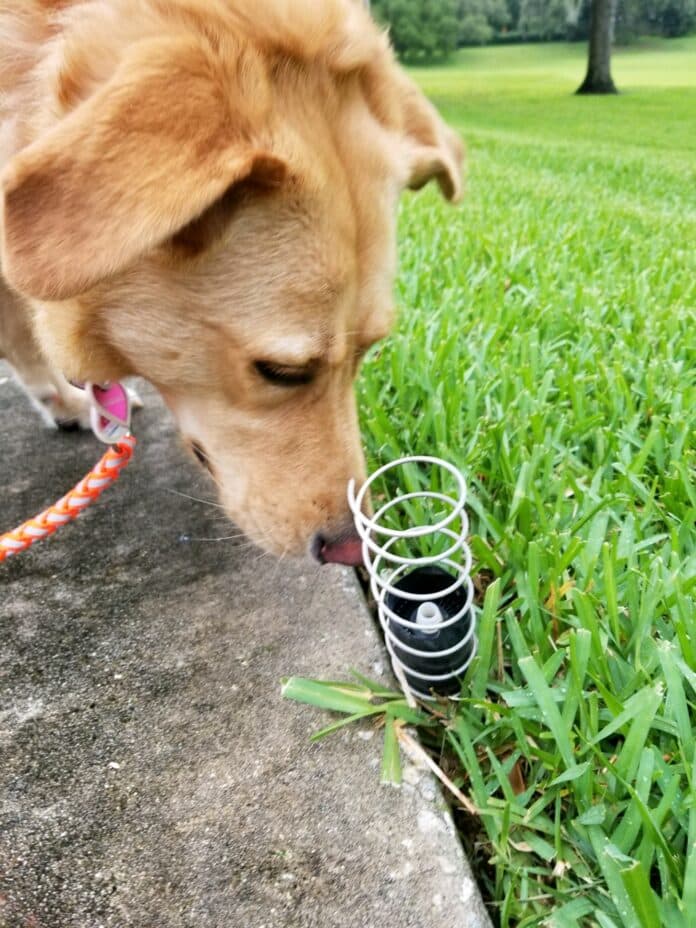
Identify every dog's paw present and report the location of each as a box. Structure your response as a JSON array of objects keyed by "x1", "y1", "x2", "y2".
[
  {"x1": 28, "y1": 383, "x2": 92, "y2": 431},
  {"x1": 45, "y1": 389, "x2": 93, "y2": 431}
]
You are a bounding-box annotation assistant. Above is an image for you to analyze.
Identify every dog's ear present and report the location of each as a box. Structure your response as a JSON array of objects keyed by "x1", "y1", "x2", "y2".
[
  {"x1": 384, "y1": 70, "x2": 464, "y2": 202},
  {"x1": 1, "y1": 37, "x2": 284, "y2": 301},
  {"x1": 398, "y1": 75, "x2": 464, "y2": 202}
]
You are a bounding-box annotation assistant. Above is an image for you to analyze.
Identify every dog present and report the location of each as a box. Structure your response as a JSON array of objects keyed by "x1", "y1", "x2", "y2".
[{"x1": 0, "y1": 0, "x2": 463, "y2": 563}]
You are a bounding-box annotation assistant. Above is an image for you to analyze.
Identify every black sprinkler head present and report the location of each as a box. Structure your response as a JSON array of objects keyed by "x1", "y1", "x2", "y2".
[{"x1": 385, "y1": 565, "x2": 476, "y2": 698}]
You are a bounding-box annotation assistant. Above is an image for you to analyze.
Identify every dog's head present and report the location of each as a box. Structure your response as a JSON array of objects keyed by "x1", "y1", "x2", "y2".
[{"x1": 1, "y1": 0, "x2": 463, "y2": 562}]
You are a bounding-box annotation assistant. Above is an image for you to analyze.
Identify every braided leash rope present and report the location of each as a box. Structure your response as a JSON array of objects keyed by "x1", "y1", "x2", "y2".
[
  {"x1": 0, "y1": 434, "x2": 136, "y2": 562},
  {"x1": 2, "y1": 377, "x2": 136, "y2": 563}
]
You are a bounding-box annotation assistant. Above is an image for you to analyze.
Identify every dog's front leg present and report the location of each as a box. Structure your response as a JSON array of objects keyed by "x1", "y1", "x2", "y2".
[{"x1": 0, "y1": 279, "x2": 92, "y2": 429}]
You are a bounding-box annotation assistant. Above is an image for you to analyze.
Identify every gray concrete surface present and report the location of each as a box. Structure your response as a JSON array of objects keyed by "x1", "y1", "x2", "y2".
[{"x1": 0, "y1": 365, "x2": 492, "y2": 928}]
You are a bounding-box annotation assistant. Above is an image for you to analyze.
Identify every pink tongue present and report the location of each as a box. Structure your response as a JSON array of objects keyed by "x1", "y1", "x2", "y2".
[{"x1": 321, "y1": 538, "x2": 364, "y2": 566}]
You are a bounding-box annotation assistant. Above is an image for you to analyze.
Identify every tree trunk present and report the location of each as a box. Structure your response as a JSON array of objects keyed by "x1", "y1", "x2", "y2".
[{"x1": 576, "y1": 0, "x2": 618, "y2": 94}]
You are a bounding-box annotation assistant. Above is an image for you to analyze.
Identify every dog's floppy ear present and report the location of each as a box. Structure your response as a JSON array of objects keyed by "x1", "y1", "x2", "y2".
[
  {"x1": 1, "y1": 37, "x2": 283, "y2": 301},
  {"x1": 396, "y1": 73, "x2": 464, "y2": 202}
]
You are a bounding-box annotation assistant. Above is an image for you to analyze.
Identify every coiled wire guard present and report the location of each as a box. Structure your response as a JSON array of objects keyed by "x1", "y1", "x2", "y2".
[{"x1": 348, "y1": 456, "x2": 477, "y2": 700}]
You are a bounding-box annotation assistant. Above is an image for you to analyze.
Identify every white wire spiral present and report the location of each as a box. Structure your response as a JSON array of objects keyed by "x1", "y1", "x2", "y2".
[{"x1": 348, "y1": 456, "x2": 477, "y2": 700}]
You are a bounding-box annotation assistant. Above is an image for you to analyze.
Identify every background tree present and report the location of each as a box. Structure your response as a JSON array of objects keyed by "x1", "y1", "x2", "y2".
[
  {"x1": 371, "y1": 0, "x2": 696, "y2": 57},
  {"x1": 455, "y1": 0, "x2": 515, "y2": 43},
  {"x1": 518, "y1": 0, "x2": 569, "y2": 38},
  {"x1": 457, "y1": 0, "x2": 495, "y2": 43},
  {"x1": 577, "y1": 0, "x2": 619, "y2": 93},
  {"x1": 372, "y1": 0, "x2": 460, "y2": 62},
  {"x1": 647, "y1": 0, "x2": 696, "y2": 35},
  {"x1": 458, "y1": 11, "x2": 494, "y2": 43}
]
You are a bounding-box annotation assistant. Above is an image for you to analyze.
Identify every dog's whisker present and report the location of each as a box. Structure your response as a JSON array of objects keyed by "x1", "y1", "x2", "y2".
[
  {"x1": 186, "y1": 532, "x2": 248, "y2": 542},
  {"x1": 165, "y1": 487, "x2": 226, "y2": 509},
  {"x1": 238, "y1": 524, "x2": 275, "y2": 564},
  {"x1": 253, "y1": 544, "x2": 278, "y2": 564},
  {"x1": 270, "y1": 545, "x2": 291, "y2": 581}
]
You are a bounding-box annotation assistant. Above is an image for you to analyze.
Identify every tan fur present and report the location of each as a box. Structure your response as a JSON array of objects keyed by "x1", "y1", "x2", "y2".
[{"x1": 0, "y1": 0, "x2": 463, "y2": 558}]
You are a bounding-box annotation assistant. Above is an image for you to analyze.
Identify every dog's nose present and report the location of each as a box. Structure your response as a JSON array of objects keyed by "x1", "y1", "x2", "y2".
[{"x1": 310, "y1": 531, "x2": 363, "y2": 566}]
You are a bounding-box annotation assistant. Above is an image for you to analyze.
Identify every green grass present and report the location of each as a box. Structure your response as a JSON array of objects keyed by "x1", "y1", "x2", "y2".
[
  {"x1": 358, "y1": 38, "x2": 696, "y2": 927},
  {"x1": 288, "y1": 38, "x2": 696, "y2": 928}
]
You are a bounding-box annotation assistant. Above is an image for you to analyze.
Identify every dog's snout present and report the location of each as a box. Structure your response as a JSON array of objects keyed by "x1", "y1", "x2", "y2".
[
  {"x1": 310, "y1": 533, "x2": 327, "y2": 564},
  {"x1": 310, "y1": 528, "x2": 363, "y2": 567}
]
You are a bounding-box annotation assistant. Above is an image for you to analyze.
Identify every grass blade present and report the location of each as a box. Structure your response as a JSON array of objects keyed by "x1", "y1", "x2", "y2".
[
  {"x1": 381, "y1": 716, "x2": 402, "y2": 785},
  {"x1": 518, "y1": 655, "x2": 574, "y2": 769},
  {"x1": 620, "y1": 861, "x2": 662, "y2": 928}
]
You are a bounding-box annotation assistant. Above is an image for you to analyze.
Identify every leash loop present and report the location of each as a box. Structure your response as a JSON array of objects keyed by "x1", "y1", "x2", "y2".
[
  {"x1": 1, "y1": 382, "x2": 136, "y2": 562},
  {"x1": 0, "y1": 435, "x2": 136, "y2": 562}
]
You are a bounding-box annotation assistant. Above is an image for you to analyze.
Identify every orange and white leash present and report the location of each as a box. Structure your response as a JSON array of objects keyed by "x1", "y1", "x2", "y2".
[{"x1": 0, "y1": 382, "x2": 135, "y2": 562}]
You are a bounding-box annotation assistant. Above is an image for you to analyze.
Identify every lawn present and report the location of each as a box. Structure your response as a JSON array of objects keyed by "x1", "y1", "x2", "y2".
[{"x1": 292, "y1": 38, "x2": 696, "y2": 928}]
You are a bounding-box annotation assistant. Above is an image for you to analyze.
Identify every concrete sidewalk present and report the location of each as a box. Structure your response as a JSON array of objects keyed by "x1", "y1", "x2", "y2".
[{"x1": 0, "y1": 366, "x2": 491, "y2": 928}]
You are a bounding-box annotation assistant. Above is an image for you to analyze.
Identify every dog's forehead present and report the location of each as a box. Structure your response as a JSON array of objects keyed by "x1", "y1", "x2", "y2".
[
  {"x1": 146, "y1": 61, "x2": 402, "y2": 360},
  {"x1": 255, "y1": 196, "x2": 395, "y2": 359},
  {"x1": 215, "y1": 150, "x2": 397, "y2": 359}
]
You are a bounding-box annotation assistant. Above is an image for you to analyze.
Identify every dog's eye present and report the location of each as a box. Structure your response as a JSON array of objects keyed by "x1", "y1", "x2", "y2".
[{"x1": 254, "y1": 361, "x2": 315, "y2": 386}]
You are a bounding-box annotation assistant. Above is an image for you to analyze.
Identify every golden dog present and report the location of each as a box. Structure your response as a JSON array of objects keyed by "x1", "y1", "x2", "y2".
[{"x1": 0, "y1": 0, "x2": 462, "y2": 563}]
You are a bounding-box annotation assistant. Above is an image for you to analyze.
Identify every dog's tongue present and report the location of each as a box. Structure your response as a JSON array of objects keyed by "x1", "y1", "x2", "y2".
[{"x1": 321, "y1": 538, "x2": 364, "y2": 567}]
